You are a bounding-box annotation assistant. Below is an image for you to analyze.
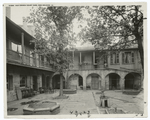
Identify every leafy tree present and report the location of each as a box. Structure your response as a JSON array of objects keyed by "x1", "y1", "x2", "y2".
[
  {"x1": 79, "y1": 5, "x2": 145, "y2": 69},
  {"x1": 27, "y1": 6, "x2": 82, "y2": 97}
]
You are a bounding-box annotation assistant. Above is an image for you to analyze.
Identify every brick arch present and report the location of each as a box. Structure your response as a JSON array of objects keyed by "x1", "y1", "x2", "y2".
[
  {"x1": 68, "y1": 72, "x2": 83, "y2": 79},
  {"x1": 52, "y1": 73, "x2": 66, "y2": 89},
  {"x1": 52, "y1": 72, "x2": 65, "y2": 79},
  {"x1": 86, "y1": 73, "x2": 101, "y2": 79},
  {"x1": 68, "y1": 73, "x2": 83, "y2": 89},
  {"x1": 124, "y1": 72, "x2": 141, "y2": 79},
  {"x1": 105, "y1": 72, "x2": 121, "y2": 90},
  {"x1": 124, "y1": 72, "x2": 141, "y2": 90},
  {"x1": 105, "y1": 72, "x2": 121, "y2": 78},
  {"x1": 86, "y1": 73, "x2": 102, "y2": 90},
  {"x1": 101, "y1": 69, "x2": 130, "y2": 79}
]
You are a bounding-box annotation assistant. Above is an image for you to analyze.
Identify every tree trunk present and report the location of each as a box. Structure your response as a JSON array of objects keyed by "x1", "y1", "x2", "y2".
[
  {"x1": 136, "y1": 35, "x2": 144, "y2": 89},
  {"x1": 59, "y1": 73, "x2": 63, "y2": 96},
  {"x1": 136, "y1": 36, "x2": 144, "y2": 70}
]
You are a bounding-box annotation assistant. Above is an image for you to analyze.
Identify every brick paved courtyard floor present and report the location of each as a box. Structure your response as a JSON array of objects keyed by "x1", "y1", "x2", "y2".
[{"x1": 7, "y1": 90, "x2": 144, "y2": 116}]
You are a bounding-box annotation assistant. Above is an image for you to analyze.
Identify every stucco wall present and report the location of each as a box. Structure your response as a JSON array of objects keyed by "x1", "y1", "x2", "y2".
[
  {"x1": 7, "y1": 65, "x2": 53, "y2": 102},
  {"x1": 86, "y1": 75, "x2": 91, "y2": 87},
  {"x1": 68, "y1": 75, "x2": 79, "y2": 89},
  {"x1": 65, "y1": 68, "x2": 141, "y2": 90},
  {"x1": 72, "y1": 50, "x2": 142, "y2": 71}
]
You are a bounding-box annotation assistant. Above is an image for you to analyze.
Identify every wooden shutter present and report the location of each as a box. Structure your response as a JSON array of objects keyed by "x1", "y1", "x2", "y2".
[
  {"x1": 131, "y1": 52, "x2": 134, "y2": 63},
  {"x1": 122, "y1": 52, "x2": 124, "y2": 64},
  {"x1": 10, "y1": 75, "x2": 13, "y2": 90}
]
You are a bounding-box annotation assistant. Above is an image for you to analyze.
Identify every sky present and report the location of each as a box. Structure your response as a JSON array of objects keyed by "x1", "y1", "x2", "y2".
[
  {"x1": 11, "y1": 6, "x2": 32, "y2": 25},
  {"x1": 9, "y1": 6, "x2": 93, "y2": 48},
  {"x1": 1, "y1": 1, "x2": 150, "y2": 120}
]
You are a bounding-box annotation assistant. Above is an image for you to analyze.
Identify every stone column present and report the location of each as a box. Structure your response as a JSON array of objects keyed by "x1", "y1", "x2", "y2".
[
  {"x1": 101, "y1": 78, "x2": 105, "y2": 90},
  {"x1": 80, "y1": 52, "x2": 82, "y2": 64},
  {"x1": 30, "y1": 76, "x2": 33, "y2": 89},
  {"x1": 44, "y1": 56, "x2": 47, "y2": 67},
  {"x1": 21, "y1": 33, "x2": 25, "y2": 64},
  {"x1": 105, "y1": 76, "x2": 109, "y2": 90},
  {"x1": 50, "y1": 76, "x2": 53, "y2": 89},
  {"x1": 120, "y1": 78, "x2": 125, "y2": 90},
  {"x1": 37, "y1": 75, "x2": 42, "y2": 89},
  {"x1": 27, "y1": 76, "x2": 31, "y2": 88},
  {"x1": 82, "y1": 76, "x2": 86, "y2": 90},
  {"x1": 35, "y1": 53, "x2": 39, "y2": 67},
  {"x1": 72, "y1": 51, "x2": 74, "y2": 63},
  {"x1": 107, "y1": 51, "x2": 110, "y2": 66},
  {"x1": 93, "y1": 51, "x2": 95, "y2": 64}
]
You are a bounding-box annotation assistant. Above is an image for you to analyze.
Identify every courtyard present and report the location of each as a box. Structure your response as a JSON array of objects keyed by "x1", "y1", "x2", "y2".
[{"x1": 7, "y1": 90, "x2": 144, "y2": 116}]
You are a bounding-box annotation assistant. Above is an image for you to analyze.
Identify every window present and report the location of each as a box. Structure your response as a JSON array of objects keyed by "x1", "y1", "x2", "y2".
[
  {"x1": 20, "y1": 75, "x2": 27, "y2": 87},
  {"x1": 46, "y1": 57, "x2": 49, "y2": 62},
  {"x1": 81, "y1": 54, "x2": 85, "y2": 63},
  {"x1": 131, "y1": 52, "x2": 134, "y2": 63},
  {"x1": 110, "y1": 52, "x2": 119, "y2": 64},
  {"x1": 104, "y1": 54, "x2": 108, "y2": 63},
  {"x1": 7, "y1": 75, "x2": 13, "y2": 91},
  {"x1": 11, "y1": 42, "x2": 22, "y2": 53},
  {"x1": 41, "y1": 55, "x2": 44, "y2": 61},
  {"x1": 122, "y1": 52, "x2": 124, "y2": 64},
  {"x1": 110, "y1": 54, "x2": 113, "y2": 64},
  {"x1": 122, "y1": 52, "x2": 134, "y2": 64},
  {"x1": 95, "y1": 55, "x2": 98, "y2": 64},
  {"x1": 115, "y1": 53, "x2": 119, "y2": 64}
]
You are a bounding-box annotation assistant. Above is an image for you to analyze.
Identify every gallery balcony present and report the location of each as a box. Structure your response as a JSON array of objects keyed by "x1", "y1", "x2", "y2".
[
  {"x1": 7, "y1": 49, "x2": 55, "y2": 72},
  {"x1": 69, "y1": 63, "x2": 106, "y2": 70}
]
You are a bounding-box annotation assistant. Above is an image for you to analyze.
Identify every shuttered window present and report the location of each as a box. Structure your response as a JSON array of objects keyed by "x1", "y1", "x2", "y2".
[
  {"x1": 7, "y1": 75, "x2": 13, "y2": 91},
  {"x1": 20, "y1": 75, "x2": 27, "y2": 87},
  {"x1": 131, "y1": 52, "x2": 134, "y2": 63},
  {"x1": 122, "y1": 52, "x2": 125, "y2": 64},
  {"x1": 11, "y1": 42, "x2": 22, "y2": 53},
  {"x1": 110, "y1": 54, "x2": 113, "y2": 64},
  {"x1": 115, "y1": 53, "x2": 119, "y2": 64},
  {"x1": 122, "y1": 51, "x2": 134, "y2": 64},
  {"x1": 110, "y1": 52, "x2": 119, "y2": 64}
]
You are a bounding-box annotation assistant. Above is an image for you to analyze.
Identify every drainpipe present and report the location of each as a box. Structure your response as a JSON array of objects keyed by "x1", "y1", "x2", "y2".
[
  {"x1": 93, "y1": 51, "x2": 95, "y2": 64},
  {"x1": 72, "y1": 50, "x2": 74, "y2": 63},
  {"x1": 80, "y1": 52, "x2": 82, "y2": 65}
]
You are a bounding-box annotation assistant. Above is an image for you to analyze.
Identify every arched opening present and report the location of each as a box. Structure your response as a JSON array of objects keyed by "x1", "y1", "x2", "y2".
[
  {"x1": 46, "y1": 76, "x2": 50, "y2": 89},
  {"x1": 33, "y1": 76, "x2": 38, "y2": 91},
  {"x1": 52, "y1": 74, "x2": 65, "y2": 89},
  {"x1": 86, "y1": 73, "x2": 101, "y2": 90},
  {"x1": 42, "y1": 74, "x2": 46, "y2": 88},
  {"x1": 68, "y1": 74, "x2": 83, "y2": 89},
  {"x1": 107, "y1": 73, "x2": 120, "y2": 90},
  {"x1": 125, "y1": 73, "x2": 141, "y2": 90},
  {"x1": 79, "y1": 76, "x2": 83, "y2": 86}
]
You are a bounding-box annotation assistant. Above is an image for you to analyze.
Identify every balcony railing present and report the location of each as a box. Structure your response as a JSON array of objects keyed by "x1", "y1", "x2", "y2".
[
  {"x1": 69, "y1": 63, "x2": 106, "y2": 70},
  {"x1": 7, "y1": 49, "x2": 55, "y2": 71}
]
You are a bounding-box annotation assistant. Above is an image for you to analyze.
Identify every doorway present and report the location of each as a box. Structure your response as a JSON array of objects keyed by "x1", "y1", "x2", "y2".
[
  {"x1": 109, "y1": 73, "x2": 120, "y2": 90},
  {"x1": 33, "y1": 76, "x2": 38, "y2": 91}
]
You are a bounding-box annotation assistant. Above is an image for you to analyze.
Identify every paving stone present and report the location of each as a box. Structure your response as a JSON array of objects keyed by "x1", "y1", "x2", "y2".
[{"x1": 7, "y1": 90, "x2": 143, "y2": 115}]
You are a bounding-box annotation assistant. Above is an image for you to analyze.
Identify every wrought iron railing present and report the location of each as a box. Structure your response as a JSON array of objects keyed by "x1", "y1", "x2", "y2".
[
  {"x1": 7, "y1": 49, "x2": 55, "y2": 71},
  {"x1": 69, "y1": 63, "x2": 105, "y2": 70}
]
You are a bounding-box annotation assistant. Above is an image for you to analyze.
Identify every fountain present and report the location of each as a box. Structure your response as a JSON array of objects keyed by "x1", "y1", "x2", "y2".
[
  {"x1": 99, "y1": 91, "x2": 126, "y2": 114},
  {"x1": 23, "y1": 100, "x2": 60, "y2": 115},
  {"x1": 100, "y1": 91, "x2": 110, "y2": 108}
]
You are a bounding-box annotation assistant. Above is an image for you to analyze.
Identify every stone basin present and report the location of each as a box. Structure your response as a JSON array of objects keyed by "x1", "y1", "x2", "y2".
[
  {"x1": 63, "y1": 89, "x2": 77, "y2": 94},
  {"x1": 99, "y1": 109, "x2": 109, "y2": 114},
  {"x1": 107, "y1": 108, "x2": 126, "y2": 114},
  {"x1": 23, "y1": 100, "x2": 60, "y2": 115}
]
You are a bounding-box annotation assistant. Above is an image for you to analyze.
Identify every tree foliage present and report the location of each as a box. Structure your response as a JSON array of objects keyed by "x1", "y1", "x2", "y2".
[
  {"x1": 27, "y1": 6, "x2": 82, "y2": 73},
  {"x1": 79, "y1": 5, "x2": 145, "y2": 69}
]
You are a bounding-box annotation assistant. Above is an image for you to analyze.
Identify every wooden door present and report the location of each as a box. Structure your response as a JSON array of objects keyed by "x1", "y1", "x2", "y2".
[
  {"x1": 91, "y1": 76, "x2": 99, "y2": 89},
  {"x1": 33, "y1": 76, "x2": 38, "y2": 91}
]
